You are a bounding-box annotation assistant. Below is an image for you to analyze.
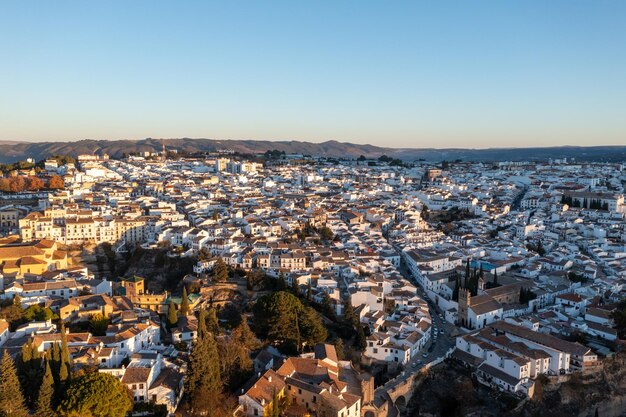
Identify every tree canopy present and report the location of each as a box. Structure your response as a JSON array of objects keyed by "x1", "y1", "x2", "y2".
[
  {"x1": 253, "y1": 291, "x2": 327, "y2": 352},
  {"x1": 0, "y1": 350, "x2": 29, "y2": 417},
  {"x1": 58, "y1": 372, "x2": 132, "y2": 417}
]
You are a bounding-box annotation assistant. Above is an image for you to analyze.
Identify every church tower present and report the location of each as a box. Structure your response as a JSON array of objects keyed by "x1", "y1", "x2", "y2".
[{"x1": 458, "y1": 288, "x2": 471, "y2": 328}]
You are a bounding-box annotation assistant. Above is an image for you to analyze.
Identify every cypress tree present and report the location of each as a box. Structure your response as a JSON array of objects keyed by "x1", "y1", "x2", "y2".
[
  {"x1": 197, "y1": 309, "x2": 208, "y2": 339},
  {"x1": 206, "y1": 308, "x2": 219, "y2": 335},
  {"x1": 290, "y1": 276, "x2": 299, "y2": 295},
  {"x1": 19, "y1": 340, "x2": 42, "y2": 407},
  {"x1": 180, "y1": 287, "x2": 190, "y2": 317},
  {"x1": 34, "y1": 361, "x2": 55, "y2": 417},
  {"x1": 343, "y1": 297, "x2": 356, "y2": 328},
  {"x1": 186, "y1": 331, "x2": 222, "y2": 413},
  {"x1": 59, "y1": 325, "x2": 71, "y2": 384},
  {"x1": 355, "y1": 324, "x2": 367, "y2": 351},
  {"x1": 277, "y1": 272, "x2": 286, "y2": 290},
  {"x1": 493, "y1": 270, "x2": 498, "y2": 286},
  {"x1": 0, "y1": 350, "x2": 29, "y2": 417},
  {"x1": 464, "y1": 259, "x2": 470, "y2": 289},
  {"x1": 306, "y1": 281, "x2": 312, "y2": 302},
  {"x1": 50, "y1": 342, "x2": 60, "y2": 380},
  {"x1": 167, "y1": 300, "x2": 178, "y2": 329}
]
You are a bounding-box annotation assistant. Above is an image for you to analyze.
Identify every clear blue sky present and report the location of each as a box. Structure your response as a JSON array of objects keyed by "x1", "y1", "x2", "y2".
[{"x1": 1, "y1": 1, "x2": 625, "y2": 148}]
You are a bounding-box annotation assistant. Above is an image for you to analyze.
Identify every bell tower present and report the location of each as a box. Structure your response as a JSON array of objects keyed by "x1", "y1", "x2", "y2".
[{"x1": 458, "y1": 288, "x2": 471, "y2": 328}]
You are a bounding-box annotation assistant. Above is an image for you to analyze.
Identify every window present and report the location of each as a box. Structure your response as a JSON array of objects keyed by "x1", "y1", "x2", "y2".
[
  {"x1": 132, "y1": 384, "x2": 137, "y2": 390},
  {"x1": 254, "y1": 409, "x2": 258, "y2": 416}
]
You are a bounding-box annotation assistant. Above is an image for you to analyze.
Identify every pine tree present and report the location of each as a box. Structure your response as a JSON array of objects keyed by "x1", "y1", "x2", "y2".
[
  {"x1": 167, "y1": 300, "x2": 178, "y2": 329},
  {"x1": 0, "y1": 350, "x2": 29, "y2": 417},
  {"x1": 34, "y1": 361, "x2": 55, "y2": 417},
  {"x1": 180, "y1": 287, "x2": 190, "y2": 317}
]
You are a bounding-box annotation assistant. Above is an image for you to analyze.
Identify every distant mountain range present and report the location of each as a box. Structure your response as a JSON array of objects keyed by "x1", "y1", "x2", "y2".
[{"x1": 0, "y1": 138, "x2": 624, "y2": 163}]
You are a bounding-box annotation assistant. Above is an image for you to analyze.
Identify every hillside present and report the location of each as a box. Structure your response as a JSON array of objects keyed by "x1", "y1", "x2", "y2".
[
  {"x1": 0, "y1": 138, "x2": 625, "y2": 163},
  {"x1": 407, "y1": 356, "x2": 626, "y2": 417}
]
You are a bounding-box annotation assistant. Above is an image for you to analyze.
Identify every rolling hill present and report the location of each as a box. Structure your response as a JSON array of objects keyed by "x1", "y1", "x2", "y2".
[{"x1": 0, "y1": 138, "x2": 624, "y2": 163}]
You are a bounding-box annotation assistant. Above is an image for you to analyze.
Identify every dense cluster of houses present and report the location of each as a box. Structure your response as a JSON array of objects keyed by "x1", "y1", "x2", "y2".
[{"x1": 1, "y1": 154, "x2": 625, "y2": 411}]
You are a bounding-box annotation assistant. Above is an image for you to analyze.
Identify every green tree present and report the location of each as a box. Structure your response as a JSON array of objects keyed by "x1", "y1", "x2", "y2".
[
  {"x1": 611, "y1": 299, "x2": 626, "y2": 338},
  {"x1": 19, "y1": 339, "x2": 41, "y2": 406},
  {"x1": 186, "y1": 330, "x2": 222, "y2": 413},
  {"x1": 50, "y1": 342, "x2": 61, "y2": 384},
  {"x1": 290, "y1": 276, "x2": 299, "y2": 295},
  {"x1": 264, "y1": 389, "x2": 289, "y2": 417},
  {"x1": 34, "y1": 361, "x2": 55, "y2": 417},
  {"x1": 217, "y1": 320, "x2": 259, "y2": 389},
  {"x1": 452, "y1": 276, "x2": 460, "y2": 301},
  {"x1": 0, "y1": 350, "x2": 29, "y2": 417},
  {"x1": 355, "y1": 324, "x2": 367, "y2": 351},
  {"x1": 167, "y1": 300, "x2": 178, "y2": 329},
  {"x1": 197, "y1": 309, "x2": 208, "y2": 339},
  {"x1": 59, "y1": 325, "x2": 71, "y2": 384},
  {"x1": 343, "y1": 297, "x2": 357, "y2": 328},
  {"x1": 89, "y1": 313, "x2": 110, "y2": 337},
  {"x1": 212, "y1": 258, "x2": 229, "y2": 282},
  {"x1": 23, "y1": 305, "x2": 54, "y2": 322},
  {"x1": 206, "y1": 308, "x2": 220, "y2": 335},
  {"x1": 319, "y1": 226, "x2": 334, "y2": 241},
  {"x1": 58, "y1": 372, "x2": 132, "y2": 417},
  {"x1": 180, "y1": 287, "x2": 190, "y2": 317},
  {"x1": 254, "y1": 291, "x2": 326, "y2": 352},
  {"x1": 277, "y1": 272, "x2": 286, "y2": 290},
  {"x1": 300, "y1": 307, "x2": 327, "y2": 348}
]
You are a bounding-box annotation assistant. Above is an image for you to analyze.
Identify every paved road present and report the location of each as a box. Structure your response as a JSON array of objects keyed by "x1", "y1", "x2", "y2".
[
  {"x1": 510, "y1": 186, "x2": 529, "y2": 211},
  {"x1": 373, "y1": 258, "x2": 456, "y2": 416}
]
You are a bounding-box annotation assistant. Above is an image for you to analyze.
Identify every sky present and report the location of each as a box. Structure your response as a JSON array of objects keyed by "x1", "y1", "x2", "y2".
[{"x1": 1, "y1": 1, "x2": 625, "y2": 148}]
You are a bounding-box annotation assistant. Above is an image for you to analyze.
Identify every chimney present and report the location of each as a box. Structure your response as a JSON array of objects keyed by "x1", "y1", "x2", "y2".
[{"x1": 268, "y1": 376, "x2": 272, "y2": 382}]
